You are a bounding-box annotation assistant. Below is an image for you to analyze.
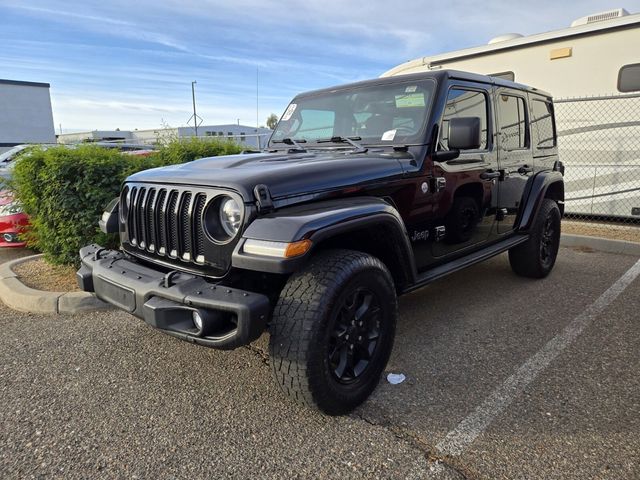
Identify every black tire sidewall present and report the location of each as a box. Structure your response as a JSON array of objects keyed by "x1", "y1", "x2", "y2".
[
  {"x1": 307, "y1": 263, "x2": 396, "y2": 414},
  {"x1": 538, "y1": 201, "x2": 561, "y2": 273},
  {"x1": 509, "y1": 199, "x2": 561, "y2": 278}
]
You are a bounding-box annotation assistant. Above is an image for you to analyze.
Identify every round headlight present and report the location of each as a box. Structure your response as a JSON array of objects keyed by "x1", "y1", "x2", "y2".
[{"x1": 219, "y1": 197, "x2": 242, "y2": 237}]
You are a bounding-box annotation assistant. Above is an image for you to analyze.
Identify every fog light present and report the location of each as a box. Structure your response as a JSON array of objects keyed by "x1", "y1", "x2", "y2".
[
  {"x1": 3, "y1": 233, "x2": 19, "y2": 243},
  {"x1": 192, "y1": 310, "x2": 204, "y2": 332}
]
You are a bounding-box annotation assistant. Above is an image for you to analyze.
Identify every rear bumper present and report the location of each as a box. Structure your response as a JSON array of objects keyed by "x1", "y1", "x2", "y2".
[{"x1": 77, "y1": 245, "x2": 270, "y2": 350}]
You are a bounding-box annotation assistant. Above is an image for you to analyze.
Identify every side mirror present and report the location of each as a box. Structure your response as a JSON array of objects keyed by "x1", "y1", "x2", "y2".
[{"x1": 448, "y1": 117, "x2": 481, "y2": 151}]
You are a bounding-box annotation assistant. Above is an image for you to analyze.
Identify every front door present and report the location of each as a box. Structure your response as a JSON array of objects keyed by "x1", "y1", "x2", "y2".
[
  {"x1": 430, "y1": 85, "x2": 500, "y2": 259},
  {"x1": 495, "y1": 89, "x2": 534, "y2": 233}
]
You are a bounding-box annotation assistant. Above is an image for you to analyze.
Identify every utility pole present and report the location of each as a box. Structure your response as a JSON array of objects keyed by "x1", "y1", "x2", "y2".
[
  {"x1": 186, "y1": 80, "x2": 203, "y2": 137},
  {"x1": 191, "y1": 81, "x2": 198, "y2": 137},
  {"x1": 256, "y1": 67, "x2": 260, "y2": 149}
]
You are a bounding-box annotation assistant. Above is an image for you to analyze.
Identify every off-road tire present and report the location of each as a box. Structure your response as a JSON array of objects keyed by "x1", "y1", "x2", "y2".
[
  {"x1": 509, "y1": 199, "x2": 561, "y2": 278},
  {"x1": 269, "y1": 249, "x2": 397, "y2": 415}
]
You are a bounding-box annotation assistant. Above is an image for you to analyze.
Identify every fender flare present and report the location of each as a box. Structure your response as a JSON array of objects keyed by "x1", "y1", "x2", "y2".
[
  {"x1": 232, "y1": 196, "x2": 417, "y2": 283},
  {"x1": 516, "y1": 171, "x2": 565, "y2": 232}
]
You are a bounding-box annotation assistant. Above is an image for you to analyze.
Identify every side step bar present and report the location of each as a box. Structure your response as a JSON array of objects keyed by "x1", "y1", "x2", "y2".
[{"x1": 404, "y1": 234, "x2": 528, "y2": 293}]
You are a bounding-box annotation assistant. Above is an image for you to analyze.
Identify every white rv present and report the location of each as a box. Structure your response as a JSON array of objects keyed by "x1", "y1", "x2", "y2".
[{"x1": 383, "y1": 8, "x2": 640, "y2": 219}]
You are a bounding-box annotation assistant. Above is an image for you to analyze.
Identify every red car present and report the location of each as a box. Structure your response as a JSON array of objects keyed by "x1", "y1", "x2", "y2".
[{"x1": 0, "y1": 190, "x2": 28, "y2": 247}]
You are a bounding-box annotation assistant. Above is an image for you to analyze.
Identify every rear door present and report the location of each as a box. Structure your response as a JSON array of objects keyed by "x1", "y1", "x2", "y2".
[{"x1": 495, "y1": 88, "x2": 534, "y2": 233}]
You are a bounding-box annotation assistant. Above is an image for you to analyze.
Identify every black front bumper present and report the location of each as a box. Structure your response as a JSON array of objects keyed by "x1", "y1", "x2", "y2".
[{"x1": 77, "y1": 245, "x2": 270, "y2": 350}]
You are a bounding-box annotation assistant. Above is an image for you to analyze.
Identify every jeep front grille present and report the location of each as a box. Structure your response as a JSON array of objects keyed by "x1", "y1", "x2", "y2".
[{"x1": 121, "y1": 183, "x2": 242, "y2": 276}]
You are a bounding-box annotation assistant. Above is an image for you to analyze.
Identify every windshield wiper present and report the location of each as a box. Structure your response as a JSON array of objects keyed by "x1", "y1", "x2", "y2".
[
  {"x1": 317, "y1": 136, "x2": 368, "y2": 154},
  {"x1": 271, "y1": 138, "x2": 307, "y2": 152}
]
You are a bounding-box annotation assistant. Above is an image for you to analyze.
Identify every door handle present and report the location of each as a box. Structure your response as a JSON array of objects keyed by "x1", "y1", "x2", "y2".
[
  {"x1": 480, "y1": 170, "x2": 501, "y2": 180},
  {"x1": 518, "y1": 165, "x2": 533, "y2": 175}
]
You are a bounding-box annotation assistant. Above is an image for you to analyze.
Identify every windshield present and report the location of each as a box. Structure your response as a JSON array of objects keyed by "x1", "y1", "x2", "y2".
[{"x1": 270, "y1": 79, "x2": 436, "y2": 147}]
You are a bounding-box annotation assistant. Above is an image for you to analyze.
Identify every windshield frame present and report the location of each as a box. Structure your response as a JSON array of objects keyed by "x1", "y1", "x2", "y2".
[{"x1": 269, "y1": 77, "x2": 437, "y2": 149}]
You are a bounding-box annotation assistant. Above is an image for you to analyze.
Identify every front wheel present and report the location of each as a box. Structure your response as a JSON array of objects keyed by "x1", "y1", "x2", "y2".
[
  {"x1": 269, "y1": 249, "x2": 397, "y2": 415},
  {"x1": 509, "y1": 198, "x2": 561, "y2": 278}
]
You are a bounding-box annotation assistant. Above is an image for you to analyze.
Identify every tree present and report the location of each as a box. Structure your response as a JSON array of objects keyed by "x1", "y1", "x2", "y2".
[{"x1": 266, "y1": 113, "x2": 278, "y2": 130}]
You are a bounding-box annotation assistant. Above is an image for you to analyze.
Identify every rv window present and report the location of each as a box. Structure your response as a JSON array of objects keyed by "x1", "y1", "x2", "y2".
[
  {"x1": 490, "y1": 71, "x2": 515, "y2": 82},
  {"x1": 530, "y1": 100, "x2": 556, "y2": 149},
  {"x1": 440, "y1": 88, "x2": 488, "y2": 151},
  {"x1": 618, "y1": 64, "x2": 640, "y2": 93},
  {"x1": 499, "y1": 95, "x2": 528, "y2": 150}
]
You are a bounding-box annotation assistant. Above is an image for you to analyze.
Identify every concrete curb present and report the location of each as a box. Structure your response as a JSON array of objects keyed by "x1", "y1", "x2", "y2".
[
  {"x1": 561, "y1": 234, "x2": 640, "y2": 256},
  {"x1": 0, "y1": 254, "x2": 112, "y2": 314}
]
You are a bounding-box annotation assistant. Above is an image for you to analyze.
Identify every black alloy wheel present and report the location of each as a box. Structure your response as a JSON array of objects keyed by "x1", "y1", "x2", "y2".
[{"x1": 328, "y1": 287, "x2": 382, "y2": 384}]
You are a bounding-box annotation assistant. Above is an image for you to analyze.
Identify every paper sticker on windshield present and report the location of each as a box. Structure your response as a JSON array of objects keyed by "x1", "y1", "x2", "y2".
[
  {"x1": 395, "y1": 93, "x2": 425, "y2": 108},
  {"x1": 282, "y1": 103, "x2": 297, "y2": 121},
  {"x1": 381, "y1": 129, "x2": 396, "y2": 141},
  {"x1": 405, "y1": 85, "x2": 417, "y2": 93}
]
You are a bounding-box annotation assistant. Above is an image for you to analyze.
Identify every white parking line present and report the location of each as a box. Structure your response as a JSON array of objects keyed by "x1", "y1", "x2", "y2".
[{"x1": 436, "y1": 258, "x2": 640, "y2": 457}]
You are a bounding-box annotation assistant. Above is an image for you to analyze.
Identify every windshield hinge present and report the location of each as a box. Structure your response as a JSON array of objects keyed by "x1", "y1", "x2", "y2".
[{"x1": 254, "y1": 184, "x2": 274, "y2": 213}]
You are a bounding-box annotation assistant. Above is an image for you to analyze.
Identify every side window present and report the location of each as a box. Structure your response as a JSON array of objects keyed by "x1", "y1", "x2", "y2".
[
  {"x1": 530, "y1": 100, "x2": 556, "y2": 148},
  {"x1": 618, "y1": 64, "x2": 640, "y2": 93},
  {"x1": 499, "y1": 95, "x2": 528, "y2": 150},
  {"x1": 440, "y1": 88, "x2": 488, "y2": 151}
]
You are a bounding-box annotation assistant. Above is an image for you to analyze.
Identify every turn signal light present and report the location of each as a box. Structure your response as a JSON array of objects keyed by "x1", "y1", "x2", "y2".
[
  {"x1": 284, "y1": 239, "x2": 312, "y2": 258},
  {"x1": 243, "y1": 238, "x2": 313, "y2": 258}
]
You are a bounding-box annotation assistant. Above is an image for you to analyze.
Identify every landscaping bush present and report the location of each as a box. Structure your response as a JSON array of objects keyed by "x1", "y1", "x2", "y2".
[
  {"x1": 8, "y1": 138, "x2": 242, "y2": 266},
  {"x1": 151, "y1": 136, "x2": 243, "y2": 165}
]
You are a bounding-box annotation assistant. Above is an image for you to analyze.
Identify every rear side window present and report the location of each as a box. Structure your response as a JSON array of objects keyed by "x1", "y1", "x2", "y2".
[
  {"x1": 618, "y1": 64, "x2": 640, "y2": 92},
  {"x1": 440, "y1": 88, "x2": 488, "y2": 151},
  {"x1": 499, "y1": 95, "x2": 528, "y2": 150},
  {"x1": 530, "y1": 100, "x2": 556, "y2": 149}
]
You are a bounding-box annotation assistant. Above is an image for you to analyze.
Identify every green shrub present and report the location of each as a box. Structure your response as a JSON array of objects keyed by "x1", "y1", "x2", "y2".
[
  {"x1": 8, "y1": 138, "x2": 242, "y2": 266},
  {"x1": 149, "y1": 136, "x2": 243, "y2": 165}
]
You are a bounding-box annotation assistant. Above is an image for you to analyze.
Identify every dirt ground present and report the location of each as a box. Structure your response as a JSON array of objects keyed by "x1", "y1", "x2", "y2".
[
  {"x1": 12, "y1": 257, "x2": 80, "y2": 292},
  {"x1": 563, "y1": 219, "x2": 639, "y2": 243}
]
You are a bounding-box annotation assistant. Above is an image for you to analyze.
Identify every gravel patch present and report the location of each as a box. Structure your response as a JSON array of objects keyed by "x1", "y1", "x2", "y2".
[
  {"x1": 12, "y1": 257, "x2": 79, "y2": 292},
  {"x1": 563, "y1": 219, "x2": 639, "y2": 243}
]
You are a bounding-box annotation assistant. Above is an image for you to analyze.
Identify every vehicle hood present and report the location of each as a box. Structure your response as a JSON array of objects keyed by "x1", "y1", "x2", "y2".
[{"x1": 126, "y1": 150, "x2": 411, "y2": 201}]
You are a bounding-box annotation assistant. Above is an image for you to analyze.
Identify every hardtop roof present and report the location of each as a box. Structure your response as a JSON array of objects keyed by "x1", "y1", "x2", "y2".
[{"x1": 294, "y1": 70, "x2": 553, "y2": 100}]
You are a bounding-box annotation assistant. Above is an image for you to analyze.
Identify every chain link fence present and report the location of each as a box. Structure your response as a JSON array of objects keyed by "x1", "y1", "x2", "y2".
[{"x1": 555, "y1": 93, "x2": 640, "y2": 242}]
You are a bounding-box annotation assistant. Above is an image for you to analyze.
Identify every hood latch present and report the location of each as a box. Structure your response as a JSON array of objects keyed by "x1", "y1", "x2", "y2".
[{"x1": 254, "y1": 184, "x2": 274, "y2": 213}]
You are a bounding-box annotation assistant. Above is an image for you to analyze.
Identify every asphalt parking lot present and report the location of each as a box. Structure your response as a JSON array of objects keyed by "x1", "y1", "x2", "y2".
[{"x1": 1, "y1": 245, "x2": 639, "y2": 479}]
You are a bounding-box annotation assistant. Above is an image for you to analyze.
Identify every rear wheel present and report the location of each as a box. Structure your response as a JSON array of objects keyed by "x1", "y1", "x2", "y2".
[
  {"x1": 269, "y1": 249, "x2": 397, "y2": 415},
  {"x1": 509, "y1": 199, "x2": 561, "y2": 278}
]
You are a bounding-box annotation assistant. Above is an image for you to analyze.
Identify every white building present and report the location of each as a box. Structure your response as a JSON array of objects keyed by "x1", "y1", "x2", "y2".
[
  {"x1": 58, "y1": 124, "x2": 273, "y2": 149},
  {"x1": 0, "y1": 79, "x2": 56, "y2": 154}
]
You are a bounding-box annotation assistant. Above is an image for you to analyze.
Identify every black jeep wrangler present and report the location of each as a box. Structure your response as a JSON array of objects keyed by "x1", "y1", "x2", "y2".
[{"x1": 78, "y1": 70, "x2": 564, "y2": 415}]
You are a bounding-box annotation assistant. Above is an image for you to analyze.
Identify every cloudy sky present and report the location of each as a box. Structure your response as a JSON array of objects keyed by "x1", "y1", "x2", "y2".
[{"x1": 2, "y1": 0, "x2": 637, "y2": 132}]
